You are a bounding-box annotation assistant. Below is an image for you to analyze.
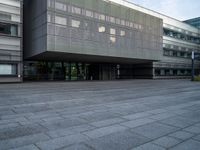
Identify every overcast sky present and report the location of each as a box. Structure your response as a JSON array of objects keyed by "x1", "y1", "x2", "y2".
[{"x1": 128, "y1": 0, "x2": 200, "y2": 21}]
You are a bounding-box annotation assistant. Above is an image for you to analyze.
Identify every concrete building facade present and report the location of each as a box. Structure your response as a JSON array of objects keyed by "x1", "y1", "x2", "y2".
[
  {"x1": 0, "y1": 0, "x2": 23, "y2": 82},
  {"x1": 0, "y1": 0, "x2": 199, "y2": 82},
  {"x1": 24, "y1": 0, "x2": 163, "y2": 80},
  {"x1": 23, "y1": 0, "x2": 200, "y2": 81}
]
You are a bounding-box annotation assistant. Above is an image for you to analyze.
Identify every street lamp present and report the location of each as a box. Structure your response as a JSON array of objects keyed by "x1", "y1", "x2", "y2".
[{"x1": 191, "y1": 51, "x2": 195, "y2": 81}]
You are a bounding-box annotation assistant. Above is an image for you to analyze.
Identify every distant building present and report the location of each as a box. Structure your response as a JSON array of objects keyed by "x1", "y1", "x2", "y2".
[
  {"x1": 184, "y1": 17, "x2": 200, "y2": 29},
  {"x1": 0, "y1": 0, "x2": 23, "y2": 82}
]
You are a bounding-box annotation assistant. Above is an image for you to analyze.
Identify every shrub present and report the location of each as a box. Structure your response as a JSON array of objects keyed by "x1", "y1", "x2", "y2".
[{"x1": 194, "y1": 76, "x2": 200, "y2": 81}]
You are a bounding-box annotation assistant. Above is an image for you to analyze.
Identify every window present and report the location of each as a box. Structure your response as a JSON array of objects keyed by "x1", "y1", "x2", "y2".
[
  {"x1": 116, "y1": 18, "x2": 120, "y2": 25},
  {"x1": 85, "y1": 10, "x2": 93, "y2": 18},
  {"x1": 172, "y1": 51, "x2": 177, "y2": 57},
  {"x1": 10, "y1": 25, "x2": 17, "y2": 36},
  {"x1": 177, "y1": 52, "x2": 181, "y2": 57},
  {"x1": 138, "y1": 25, "x2": 143, "y2": 30},
  {"x1": 110, "y1": 36, "x2": 116, "y2": 44},
  {"x1": 71, "y1": 6, "x2": 81, "y2": 14},
  {"x1": 94, "y1": 12, "x2": 99, "y2": 19},
  {"x1": 0, "y1": 23, "x2": 18, "y2": 36},
  {"x1": 180, "y1": 52, "x2": 185, "y2": 57},
  {"x1": 155, "y1": 69, "x2": 161, "y2": 76},
  {"x1": 0, "y1": 13, "x2": 11, "y2": 21},
  {"x1": 173, "y1": 70, "x2": 177, "y2": 75},
  {"x1": 125, "y1": 21, "x2": 130, "y2": 27},
  {"x1": 55, "y1": 2, "x2": 67, "y2": 11},
  {"x1": 98, "y1": 26, "x2": 105, "y2": 33},
  {"x1": 110, "y1": 17, "x2": 115, "y2": 23},
  {"x1": 55, "y1": 16, "x2": 67, "y2": 25},
  {"x1": 47, "y1": 14, "x2": 51, "y2": 22},
  {"x1": 165, "y1": 69, "x2": 170, "y2": 76},
  {"x1": 0, "y1": 64, "x2": 17, "y2": 75},
  {"x1": 134, "y1": 23, "x2": 139, "y2": 29},
  {"x1": 160, "y1": 69, "x2": 165, "y2": 76},
  {"x1": 164, "y1": 50, "x2": 169, "y2": 56},
  {"x1": 71, "y1": 19, "x2": 80, "y2": 28},
  {"x1": 129, "y1": 22, "x2": 133, "y2": 28},
  {"x1": 120, "y1": 30, "x2": 125, "y2": 36},
  {"x1": 48, "y1": 0, "x2": 53, "y2": 8},
  {"x1": 110, "y1": 28, "x2": 116, "y2": 35},
  {"x1": 121, "y1": 20, "x2": 125, "y2": 26},
  {"x1": 99, "y1": 14, "x2": 105, "y2": 21}
]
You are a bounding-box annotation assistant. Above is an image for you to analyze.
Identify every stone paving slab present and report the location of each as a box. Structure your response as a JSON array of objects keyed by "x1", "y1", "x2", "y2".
[
  {"x1": 60, "y1": 143, "x2": 93, "y2": 150},
  {"x1": 85, "y1": 130, "x2": 151, "y2": 150},
  {"x1": 131, "y1": 142, "x2": 165, "y2": 150},
  {"x1": 131, "y1": 122, "x2": 180, "y2": 140},
  {"x1": 168, "y1": 131, "x2": 194, "y2": 141},
  {"x1": 169, "y1": 139, "x2": 200, "y2": 150},
  {"x1": 9, "y1": 145, "x2": 39, "y2": 150},
  {"x1": 83, "y1": 124, "x2": 127, "y2": 139},
  {"x1": 0, "y1": 80, "x2": 199, "y2": 150},
  {"x1": 0, "y1": 133, "x2": 50, "y2": 150},
  {"x1": 36, "y1": 134, "x2": 89, "y2": 150},
  {"x1": 152, "y1": 136, "x2": 181, "y2": 148}
]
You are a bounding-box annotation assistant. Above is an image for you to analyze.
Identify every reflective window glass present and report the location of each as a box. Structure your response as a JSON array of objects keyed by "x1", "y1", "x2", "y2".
[
  {"x1": 110, "y1": 36, "x2": 116, "y2": 43},
  {"x1": 71, "y1": 19, "x2": 80, "y2": 28},
  {"x1": 110, "y1": 28, "x2": 116, "y2": 35},
  {"x1": 129, "y1": 22, "x2": 133, "y2": 28},
  {"x1": 10, "y1": 25, "x2": 17, "y2": 36},
  {"x1": 99, "y1": 14, "x2": 105, "y2": 21},
  {"x1": 110, "y1": 17, "x2": 115, "y2": 23},
  {"x1": 55, "y1": 2, "x2": 67, "y2": 11},
  {"x1": 47, "y1": 14, "x2": 51, "y2": 22},
  {"x1": 55, "y1": 16, "x2": 67, "y2": 25},
  {"x1": 116, "y1": 18, "x2": 120, "y2": 25},
  {"x1": 120, "y1": 30, "x2": 125, "y2": 36},
  {"x1": 71, "y1": 6, "x2": 81, "y2": 14},
  {"x1": 98, "y1": 26, "x2": 105, "y2": 33},
  {"x1": 0, "y1": 64, "x2": 17, "y2": 75},
  {"x1": 0, "y1": 23, "x2": 18, "y2": 36},
  {"x1": 0, "y1": 13, "x2": 11, "y2": 21},
  {"x1": 121, "y1": 20, "x2": 125, "y2": 26},
  {"x1": 85, "y1": 10, "x2": 93, "y2": 18}
]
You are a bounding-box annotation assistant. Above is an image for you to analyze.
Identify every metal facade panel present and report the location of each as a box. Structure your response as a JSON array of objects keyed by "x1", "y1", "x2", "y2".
[{"x1": 26, "y1": 0, "x2": 161, "y2": 61}]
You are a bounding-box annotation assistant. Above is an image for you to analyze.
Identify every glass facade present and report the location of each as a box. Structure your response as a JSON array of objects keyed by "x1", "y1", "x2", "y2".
[
  {"x1": 184, "y1": 17, "x2": 200, "y2": 29},
  {"x1": 0, "y1": 64, "x2": 17, "y2": 75},
  {"x1": 163, "y1": 28, "x2": 200, "y2": 44},
  {"x1": 0, "y1": 0, "x2": 22, "y2": 82},
  {"x1": 24, "y1": 61, "x2": 154, "y2": 81},
  {"x1": 0, "y1": 23, "x2": 18, "y2": 36},
  {"x1": 24, "y1": 62, "x2": 92, "y2": 81}
]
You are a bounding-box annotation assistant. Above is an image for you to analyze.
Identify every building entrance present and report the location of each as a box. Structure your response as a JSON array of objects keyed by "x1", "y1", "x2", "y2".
[{"x1": 24, "y1": 61, "x2": 153, "y2": 81}]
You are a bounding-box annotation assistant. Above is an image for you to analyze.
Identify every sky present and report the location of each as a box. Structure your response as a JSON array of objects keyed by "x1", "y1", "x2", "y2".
[{"x1": 128, "y1": 0, "x2": 200, "y2": 21}]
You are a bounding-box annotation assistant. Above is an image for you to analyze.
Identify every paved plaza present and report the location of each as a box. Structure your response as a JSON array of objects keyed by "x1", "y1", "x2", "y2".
[{"x1": 0, "y1": 80, "x2": 200, "y2": 150}]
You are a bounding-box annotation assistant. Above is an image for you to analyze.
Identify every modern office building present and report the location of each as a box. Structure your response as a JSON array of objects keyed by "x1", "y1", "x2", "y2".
[
  {"x1": 23, "y1": 0, "x2": 200, "y2": 81},
  {"x1": 10, "y1": 0, "x2": 200, "y2": 81},
  {"x1": 184, "y1": 17, "x2": 200, "y2": 29},
  {"x1": 24, "y1": 0, "x2": 163, "y2": 81},
  {"x1": 0, "y1": 0, "x2": 23, "y2": 83}
]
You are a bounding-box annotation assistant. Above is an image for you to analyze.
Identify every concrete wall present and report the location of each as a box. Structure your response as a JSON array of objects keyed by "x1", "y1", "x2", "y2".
[
  {"x1": 24, "y1": 0, "x2": 47, "y2": 58},
  {"x1": 24, "y1": 0, "x2": 163, "y2": 63}
]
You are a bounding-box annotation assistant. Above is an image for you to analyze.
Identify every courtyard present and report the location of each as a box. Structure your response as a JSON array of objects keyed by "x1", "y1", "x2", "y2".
[{"x1": 0, "y1": 80, "x2": 200, "y2": 150}]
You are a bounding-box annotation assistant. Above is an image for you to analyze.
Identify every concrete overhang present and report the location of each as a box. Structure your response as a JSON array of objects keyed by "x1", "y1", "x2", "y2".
[{"x1": 25, "y1": 51, "x2": 157, "y2": 64}]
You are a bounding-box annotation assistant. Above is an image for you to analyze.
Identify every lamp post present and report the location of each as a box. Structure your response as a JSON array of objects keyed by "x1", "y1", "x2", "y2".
[{"x1": 191, "y1": 51, "x2": 195, "y2": 81}]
